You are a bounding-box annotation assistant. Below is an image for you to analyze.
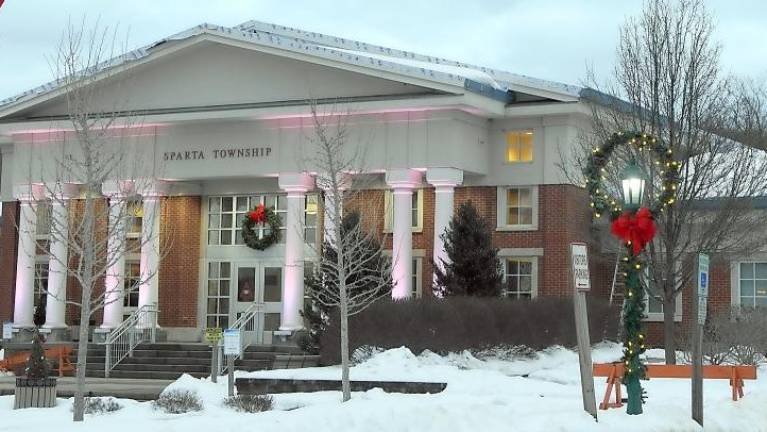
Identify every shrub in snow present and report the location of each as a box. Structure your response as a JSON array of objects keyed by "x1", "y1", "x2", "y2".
[
  {"x1": 351, "y1": 346, "x2": 384, "y2": 365},
  {"x1": 320, "y1": 296, "x2": 619, "y2": 364},
  {"x1": 678, "y1": 307, "x2": 767, "y2": 365},
  {"x1": 223, "y1": 394, "x2": 273, "y2": 413},
  {"x1": 72, "y1": 397, "x2": 122, "y2": 414},
  {"x1": 152, "y1": 389, "x2": 203, "y2": 414}
]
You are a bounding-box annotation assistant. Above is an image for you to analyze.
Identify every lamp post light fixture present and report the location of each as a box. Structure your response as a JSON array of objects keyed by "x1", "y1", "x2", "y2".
[{"x1": 621, "y1": 163, "x2": 646, "y2": 212}]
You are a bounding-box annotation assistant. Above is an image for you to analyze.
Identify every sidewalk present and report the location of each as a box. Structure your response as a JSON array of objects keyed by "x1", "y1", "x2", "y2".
[{"x1": 0, "y1": 376, "x2": 171, "y2": 400}]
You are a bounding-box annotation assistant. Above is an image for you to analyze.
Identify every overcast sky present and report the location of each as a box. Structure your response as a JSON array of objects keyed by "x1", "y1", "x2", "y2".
[{"x1": 0, "y1": 0, "x2": 765, "y2": 101}]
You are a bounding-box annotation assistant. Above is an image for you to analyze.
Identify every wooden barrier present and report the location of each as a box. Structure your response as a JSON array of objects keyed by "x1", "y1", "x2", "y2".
[
  {"x1": 0, "y1": 346, "x2": 74, "y2": 377},
  {"x1": 593, "y1": 362, "x2": 757, "y2": 410}
]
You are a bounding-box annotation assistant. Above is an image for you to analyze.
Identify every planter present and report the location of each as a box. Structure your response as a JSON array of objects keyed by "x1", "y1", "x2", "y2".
[{"x1": 13, "y1": 377, "x2": 57, "y2": 409}]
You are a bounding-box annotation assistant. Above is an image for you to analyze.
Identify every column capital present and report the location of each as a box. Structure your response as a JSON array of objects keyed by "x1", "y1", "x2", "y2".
[
  {"x1": 102, "y1": 180, "x2": 136, "y2": 198},
  {"x1": 385, "y1": 169, "x2": 422, "y2": 191},
  {"x1": 137, "y1": 179, "x2": 168, "y2": 199},
  {"x1": 13, "y1": 184, "x2": 45, "y2": 202},
  {"x1": 278, "y1": 172, "x2": 315, "y2": 194},
  {"x1": 426, "y1": 167, "x2": 463, "y2": 189}
]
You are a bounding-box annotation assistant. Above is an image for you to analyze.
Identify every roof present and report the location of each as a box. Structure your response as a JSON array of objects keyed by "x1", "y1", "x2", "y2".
[{"x1": 0, "y1": 20, "x2": 586, "y2": 112}]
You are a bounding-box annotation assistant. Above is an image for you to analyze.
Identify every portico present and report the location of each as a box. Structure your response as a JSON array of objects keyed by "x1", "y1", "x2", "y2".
[{"x1": 0, "y1": 20, "x2": 600, "y2": 344}]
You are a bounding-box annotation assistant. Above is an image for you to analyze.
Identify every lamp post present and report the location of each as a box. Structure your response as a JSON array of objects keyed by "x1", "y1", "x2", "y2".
[{"x1": 618, "y1": 162, "x2": 648, "y2": 415}]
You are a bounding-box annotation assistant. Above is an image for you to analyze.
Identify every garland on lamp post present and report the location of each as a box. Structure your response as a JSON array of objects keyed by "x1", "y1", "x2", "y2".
[
  {"x1": 584, "y1": 131, "x2": 680, "y2": 415},
  {"x1": 241, "y1": 204, "x2": 282, "y2": 251}
]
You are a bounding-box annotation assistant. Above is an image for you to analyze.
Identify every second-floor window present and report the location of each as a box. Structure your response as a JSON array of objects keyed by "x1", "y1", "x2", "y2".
[
  {"x1": 506, "y1": 131, "x2": 534, "y2": 163},
  {"x1": 383, "y1": 189, "x2": 423, "y2": 232}
]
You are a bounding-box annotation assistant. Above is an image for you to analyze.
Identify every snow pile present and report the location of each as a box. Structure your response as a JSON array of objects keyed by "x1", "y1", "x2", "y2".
[{"x1": 1, "y1": 344, "x2": 767, "y2": 431}]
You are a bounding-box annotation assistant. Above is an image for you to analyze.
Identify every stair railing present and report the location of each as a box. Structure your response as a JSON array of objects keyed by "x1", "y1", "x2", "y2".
[
  {"x1": 218, "y1": 302, "x2": 264, "y2": 375},
  {"x1": 102, "y1": 303, "x2": 159, "y2": 378}
]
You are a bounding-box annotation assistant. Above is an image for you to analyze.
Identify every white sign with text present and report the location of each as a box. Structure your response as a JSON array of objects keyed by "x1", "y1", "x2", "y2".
[{"x1": 571, "y1": 243, "x2": 591, "y2": 292}]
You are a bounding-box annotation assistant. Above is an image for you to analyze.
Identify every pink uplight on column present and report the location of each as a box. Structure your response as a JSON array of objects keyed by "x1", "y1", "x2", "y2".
[
  {"x1": 44, "y1": 184, "x2": 78, "y2": 329},
  {"x1": 12, "y1": 185, "x2": 42, "y2": 329},
  {"x1": 426, "y1": 168, "x2": 463, "y2": 288},
  {"x1": 278, "y1": 173, "x2": 315, "y2": 331}
]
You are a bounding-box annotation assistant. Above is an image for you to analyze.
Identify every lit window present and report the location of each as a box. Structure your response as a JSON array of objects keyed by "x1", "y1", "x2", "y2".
[
  {"x1": 126, "y1": 200, "x2": 143, "y2": 236},
  {"x1": 384, "y1": 189, "x2": 423, "y2": 232},
  {"x1": 35, "y1": 202, "x2": 51, "y2": 237},
  {"x1": 506, "y1": 131, "x2": 534, "y2": 163},
  {"x1": 503, "y1": 258, "x2": 535, "y2": 299},
  {"x1": 739, "y1": 263, "x2": 767, "y2": 308}
]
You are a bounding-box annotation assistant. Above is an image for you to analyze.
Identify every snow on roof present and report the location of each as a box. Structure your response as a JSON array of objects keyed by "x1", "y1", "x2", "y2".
[{"x1": 0, "y1": 20, "x2": 584, "y2": 111}]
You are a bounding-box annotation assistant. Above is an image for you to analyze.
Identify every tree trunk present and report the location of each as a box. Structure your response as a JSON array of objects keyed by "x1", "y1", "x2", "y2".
[
  {"x1": 663, "y1": 293, "x2": 677, "y2": 364},
  {"x1": 72, "y1": 300, "x2": 90, "y2": 421},
  {"x1": 340, "y1": 292, "x2": 350, "y2": 402}
]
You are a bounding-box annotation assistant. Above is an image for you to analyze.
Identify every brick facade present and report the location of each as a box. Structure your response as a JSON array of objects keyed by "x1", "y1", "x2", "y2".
[
  {"x1": 0, "y1": 201, "x2": 19, "y2": 323},
  {"x1": 158, "y1": 196, "x2": 201, "y2": 328}
]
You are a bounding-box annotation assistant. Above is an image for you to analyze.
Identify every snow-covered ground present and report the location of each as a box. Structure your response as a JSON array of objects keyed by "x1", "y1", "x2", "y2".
[{"x1": 1, "y1": 343, "x2": 766, "y2": 431}]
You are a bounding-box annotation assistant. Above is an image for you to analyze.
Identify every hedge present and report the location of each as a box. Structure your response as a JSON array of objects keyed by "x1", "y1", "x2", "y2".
[{"x1": 319, "y1": 296, "x2": 620, "y2": 365}]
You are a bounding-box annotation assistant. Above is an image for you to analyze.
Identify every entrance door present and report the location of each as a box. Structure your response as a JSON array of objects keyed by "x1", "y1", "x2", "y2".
[{"x1": 233, "y1": 263, "x2": 283, "y2": 345}]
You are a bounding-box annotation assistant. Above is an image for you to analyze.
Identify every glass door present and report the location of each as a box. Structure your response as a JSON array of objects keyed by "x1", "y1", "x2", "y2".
[
  {"x1": 234, "y1": 264, "x2": 263, "y2": 345},
  {"x1": 261, "y1": 266, "x2": 283, "y2": 343}
]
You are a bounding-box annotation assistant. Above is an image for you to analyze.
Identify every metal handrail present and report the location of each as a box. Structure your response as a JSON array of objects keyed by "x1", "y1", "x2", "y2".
[
  {"x1": 101, "y1": 303, "x2": 159, "y2": 378},
  {"x1": 218, "y1": 302, "x2": 263, "y2": 375}
]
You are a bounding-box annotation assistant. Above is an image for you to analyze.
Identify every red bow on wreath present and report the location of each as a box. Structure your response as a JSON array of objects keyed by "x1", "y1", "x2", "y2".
[
  {"x1": 611, "y1": 207, "x2": 657, "y2": 255},
  {"x1": 248, "y1": 204, "x2": 266, "y2": 223}
]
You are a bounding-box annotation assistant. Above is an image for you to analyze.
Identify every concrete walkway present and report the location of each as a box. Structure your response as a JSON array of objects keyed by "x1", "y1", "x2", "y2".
[{"x1": 0, "y1": 376, "x2": 172, "y2": 400}]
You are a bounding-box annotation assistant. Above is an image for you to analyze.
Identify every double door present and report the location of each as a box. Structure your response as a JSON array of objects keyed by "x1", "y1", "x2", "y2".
[{"x1": 232, "y1": 261, "x2": 283, "y2": 345}]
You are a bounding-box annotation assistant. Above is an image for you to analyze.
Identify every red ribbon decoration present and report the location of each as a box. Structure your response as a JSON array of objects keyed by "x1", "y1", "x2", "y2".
[
  {"x1": 610, "y1": 207, "x2": 657, "y2": 255},
  {"x1": 248, "y1": 204, "x2": 266, "y2": 223}
]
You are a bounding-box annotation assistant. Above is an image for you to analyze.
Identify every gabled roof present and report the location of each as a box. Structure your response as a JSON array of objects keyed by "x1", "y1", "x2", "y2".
[{"x1": 0, "y1": 20, "x2": 586, "y2": 114}]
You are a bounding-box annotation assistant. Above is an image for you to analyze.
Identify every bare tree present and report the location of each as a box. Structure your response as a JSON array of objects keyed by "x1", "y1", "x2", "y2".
[
  {"x1": 567, "y1": 0, "x2": 767, "y2": 363},
  {"x1": 22, "y1": 20, "x2": 165, "y2": 421},
  {"x1": 303, "y1": 105, "x2": 393, "y2": 402}
]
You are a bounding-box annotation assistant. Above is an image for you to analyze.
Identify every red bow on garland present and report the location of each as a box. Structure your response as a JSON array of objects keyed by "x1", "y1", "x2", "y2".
[
  {"x1": 610, "y1": 207, "x2": 657, "y2": 255},
  {"x1": 248, "y1": 204, "x2": 266, "y2": 223}
]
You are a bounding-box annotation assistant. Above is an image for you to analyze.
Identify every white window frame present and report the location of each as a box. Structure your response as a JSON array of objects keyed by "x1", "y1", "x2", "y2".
[
  {"x1": 496, "y1": 186, "x2": 538, "y2": 231},
  {"x1": 642, "y1": 266, "x2": 682, "y2": 322},
  {"x1": 383, "y1": 189, "x2": 423, "y2": 233},
  {"x1": 504, "y1": 130, "x2": 535, "y2": 164},
  {"x1": 499, "y1": 249, "x2": 541, "y2": 299},
  {"x1": 734, "y1": 261, "x2": 767, "y2": 309},
  {"x1": 383, "y1": 250, "x2": 424, "y2": 298}
]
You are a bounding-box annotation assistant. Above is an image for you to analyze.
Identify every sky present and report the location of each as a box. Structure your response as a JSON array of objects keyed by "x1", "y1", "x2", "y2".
[{"x1": 0, "y1": 0, "x2": 765, "y2": 101}]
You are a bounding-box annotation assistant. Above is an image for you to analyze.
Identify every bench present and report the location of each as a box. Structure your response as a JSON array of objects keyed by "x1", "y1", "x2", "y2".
[
  {"x1": 0, "y1": 346, "x2": 74, "y2": 377},
  {"x1": 593, "y1": 362, "x2": 757, "y2": 410}
]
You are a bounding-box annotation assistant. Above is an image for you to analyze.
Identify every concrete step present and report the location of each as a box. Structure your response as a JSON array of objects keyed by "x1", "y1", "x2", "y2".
[{"x1": 115, "y1": 363, "x2": 210, "y2": 373}]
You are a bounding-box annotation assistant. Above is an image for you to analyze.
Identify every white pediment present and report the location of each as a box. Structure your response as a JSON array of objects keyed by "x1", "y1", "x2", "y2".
[{"x1": 8, "y1": 39, "x2": 447, "y2": 119}]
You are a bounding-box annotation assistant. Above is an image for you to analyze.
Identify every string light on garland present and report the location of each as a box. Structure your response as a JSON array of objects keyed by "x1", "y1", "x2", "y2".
[{"x1": 583, "y1": 131, "x2": 680, "y2": 416}]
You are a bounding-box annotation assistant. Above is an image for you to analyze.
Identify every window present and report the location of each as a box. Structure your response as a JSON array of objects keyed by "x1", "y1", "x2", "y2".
[
  {"x1": 207, "y1": 195, "x2": 318, "y2": 246},
  {"x1": 36, "y1": 202, "x2": 51, "y2": 237},
  {"x1": 206, "y1": 262, "x2": 231, "y2": 328},
  {"x1": 127, "y1": 200, "x2": 143, "y2": 236},
  {"x1": 506, "y1": 131, "x2": 534, "y2": 163},
  {"x1": 739, "y1": 263, "x2": 767, "y2": 308},
  {"x1": 123, "y1": 261, "x2": 141, "y2": 309},
  {"x1": 502, "y1": 258, "x2": 536, "y2": 299},
  {"x1": 497, "y1": 186, "x2": 537, "y2": 230},
  {"x1": 411, "y1": 257, "x2": 423, "y2": 298},
  {"x1": 384, "y1": 189, "x2": 423, "y2": 232},
  {"x1": 642, "y1": 267, "x2": 682, "y2": 321},
  {"x1": 34, "y1": 262, "x2": 49, "y2": 309}
]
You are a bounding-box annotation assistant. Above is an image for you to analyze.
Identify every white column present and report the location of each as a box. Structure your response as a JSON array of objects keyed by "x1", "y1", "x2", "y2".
[
  {"x1": 278, "y1": 173, "x2": 315, "y2": 331},
  {"x1": 386, "y1": 169, "x2": 422, "y2": 300},
  {"x1": 319, "y1": 173, "x2": 351, "y2": 245},
  {"x1": 12, "y1": 186, "x2": 41, "y2": 329},
  {"x1": 426, "y1": 168, "x2": 463, "y2": 286},
  {"x1": 101, "y1": 198, "x2": 127, "y2": 329},
  {"x1": 139, "y1": 194, "x2": 162, "y2": 313},
  {"x1": 44, "y1": 184, "x2": 78, "y2": 329}
]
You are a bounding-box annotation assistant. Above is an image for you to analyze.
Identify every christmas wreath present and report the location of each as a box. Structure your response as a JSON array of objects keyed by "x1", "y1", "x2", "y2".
[
  {"x1": 583, "y1": 131, "x2": 681, "y2": 415},
  {"x1": 241, "y1": 204, "x2": 281, "y2": 250}
]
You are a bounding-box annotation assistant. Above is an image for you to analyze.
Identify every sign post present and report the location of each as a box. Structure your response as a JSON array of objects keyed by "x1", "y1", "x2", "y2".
[
  {"x1": 570, "y1": 242, "x2": 597, "y2": 420},
  {"x1": 2, "y1": 321, "x2": 12, "y2": 341},
  {"x1": 223, "y1": 328, "x2": 242, "y2": 397},
  {"x1": 204, "y1": 327, "x2": 223, "y2": 383},
  {"x1": 692, "y1": 253, "x2": 709, "y2": 427}
]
